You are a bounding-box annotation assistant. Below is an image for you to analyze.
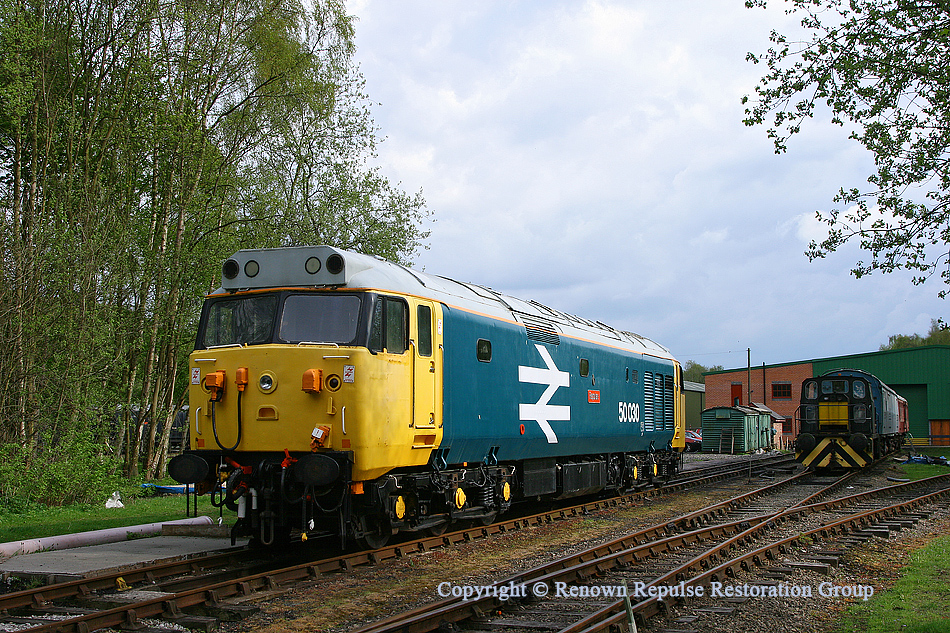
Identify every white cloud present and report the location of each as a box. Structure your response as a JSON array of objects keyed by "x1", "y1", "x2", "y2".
[
  {"x1": 786, "y1": 211, "x2": 827, "y2": 245},
  {"x1": 690, "y1": 229, "x2": 729, "y2": 247},
  {"x1": 351, "y1": 0, "x2": 949, "y2": 367}
]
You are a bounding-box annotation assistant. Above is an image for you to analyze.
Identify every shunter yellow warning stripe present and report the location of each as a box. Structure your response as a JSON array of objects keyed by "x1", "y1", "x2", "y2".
[{"x1": 798, "y1": 438, "x2": 869, "y2": 469}]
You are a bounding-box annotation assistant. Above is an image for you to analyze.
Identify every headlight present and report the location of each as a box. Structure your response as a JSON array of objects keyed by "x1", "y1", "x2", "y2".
[
  {"x1": 223, "y1": 259, "x2": 239, "y2": 279},
  {"x1": 258, "y1": 372, "x2": 277, "y2": 393}
]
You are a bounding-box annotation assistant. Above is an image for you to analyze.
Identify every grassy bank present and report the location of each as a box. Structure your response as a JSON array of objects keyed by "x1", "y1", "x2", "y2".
[
  {"x1": 897, "y1": 445, "x2": 950, "y2": 481},
  {"x1": 0, "y1": 489, "x2": 230, "y2": 544}
]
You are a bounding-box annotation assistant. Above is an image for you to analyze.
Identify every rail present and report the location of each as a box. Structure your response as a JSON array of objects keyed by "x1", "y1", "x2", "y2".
[
  {"x1": 0, "y1": 454, "x2": 797, "y2": 632},
  {"x1": 351, "y1": 469, "x2": 950, "y2": 633}
]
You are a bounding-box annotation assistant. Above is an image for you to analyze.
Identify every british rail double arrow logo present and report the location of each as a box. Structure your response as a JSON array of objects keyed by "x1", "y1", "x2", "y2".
[{"x1": 518, "y1": 344, "x2": 571, "y2": 443}]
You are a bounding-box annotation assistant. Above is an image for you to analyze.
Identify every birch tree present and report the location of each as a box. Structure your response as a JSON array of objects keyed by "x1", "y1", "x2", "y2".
[{"x1": 0, "y1": 0, "x2": 428, "y2": 494}]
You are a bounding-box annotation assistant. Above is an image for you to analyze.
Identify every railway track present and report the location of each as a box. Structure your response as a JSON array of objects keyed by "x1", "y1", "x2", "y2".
[
  {"x1": 0, "y1": 454, "x2": 795, "y2": 632},
  {"x1": 349, "y1": 467, "x2": 950, "y2": 633}
]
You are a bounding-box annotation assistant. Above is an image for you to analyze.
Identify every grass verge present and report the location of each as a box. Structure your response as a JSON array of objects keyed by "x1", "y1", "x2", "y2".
[
  {"x1": 829, "y1": 448, "x2": 950, "y2": 632},
  {"x1": 0, "y1": 491, "x2": 231, "y2": 544},
  {"x1": 893, "y1": 445, "x2": 950, "y2": 481},
  {"x1": 831, "y1": 531, "x2": 950, "y2": 633}
]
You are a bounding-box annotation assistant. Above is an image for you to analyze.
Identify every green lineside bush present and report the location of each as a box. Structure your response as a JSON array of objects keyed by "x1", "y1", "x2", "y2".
[{"x1": 0, "y1": 432, "x2": 132, "y2": 509}]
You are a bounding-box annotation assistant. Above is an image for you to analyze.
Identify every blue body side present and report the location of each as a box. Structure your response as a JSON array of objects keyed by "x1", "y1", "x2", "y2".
[{"x1": 439, "y1": 305, "x2": 676, "y2": 465}]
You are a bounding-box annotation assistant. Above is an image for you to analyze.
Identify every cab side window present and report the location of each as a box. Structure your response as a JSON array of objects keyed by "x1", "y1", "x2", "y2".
[
  {"x1": 369, "y1": 296, "x2": 408, "y2": 353},
  {"x1": 417, "y1": 305, "x2": 433, "y2": 357}
]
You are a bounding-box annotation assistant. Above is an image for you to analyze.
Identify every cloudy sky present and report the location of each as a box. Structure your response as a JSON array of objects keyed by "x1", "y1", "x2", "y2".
[{"x1": 348, "y1": 0, "x2": 947, "y2": 370}]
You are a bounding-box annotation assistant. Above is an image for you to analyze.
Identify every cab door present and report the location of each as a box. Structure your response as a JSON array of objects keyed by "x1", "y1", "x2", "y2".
[{"x1": 411, "y1": 301, "x2": 443, "y2": 437}]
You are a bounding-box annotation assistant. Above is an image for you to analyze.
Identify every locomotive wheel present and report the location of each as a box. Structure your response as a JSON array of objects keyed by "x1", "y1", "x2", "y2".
[
  {"x1": 358, "y1": 518, "x2": 391, "y2": 550},
  {"x1": 425, "y1": 522, "x2": 449, "y2": 537},
  {"x1": 477, "y1": 513, "x2": 497, "y2": 527}
]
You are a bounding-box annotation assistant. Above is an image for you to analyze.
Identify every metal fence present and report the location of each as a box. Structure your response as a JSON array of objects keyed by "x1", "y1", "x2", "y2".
[{"x1": 907, "y1": 435, "x2": 950, "y2": 447}]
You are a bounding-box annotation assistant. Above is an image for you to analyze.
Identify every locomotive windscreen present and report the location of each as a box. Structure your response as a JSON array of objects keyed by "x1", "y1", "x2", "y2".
[
  {"x1": 202, "y1": 295, "x2": 277, "y2": 347},
  {"x1": 199, "y1": 292, "x2": 362, "y2": 348},
  {"x1": 279, "y1": 294, "x2": 361, "y2": 343}
]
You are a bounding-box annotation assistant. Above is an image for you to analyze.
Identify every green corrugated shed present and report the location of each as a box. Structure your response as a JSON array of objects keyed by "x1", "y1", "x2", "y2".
[
  {"x1": 700, "y1": 406, "x2": 773, "y2": 454},
  {"x1": 811, "y1": 345, "x2": 950, "y2": 438}
]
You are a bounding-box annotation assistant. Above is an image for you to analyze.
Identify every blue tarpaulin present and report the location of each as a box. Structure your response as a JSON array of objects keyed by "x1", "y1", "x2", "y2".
[
  {"x1": 141, "y1": 483, "x2": 189, "y2": 495},
  {"x1": 903, "y1": 455, "x2": 949, "y2": 466}
]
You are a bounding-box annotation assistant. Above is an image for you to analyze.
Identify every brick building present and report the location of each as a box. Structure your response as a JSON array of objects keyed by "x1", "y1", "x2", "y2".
[{"x1": 705, "y1": 362, "x2": 814, "y2": 445}]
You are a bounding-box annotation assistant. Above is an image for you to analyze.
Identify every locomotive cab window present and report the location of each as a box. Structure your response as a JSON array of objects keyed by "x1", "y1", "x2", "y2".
[
  {"x1": 198, "y1": 291, "x2": 376, "y2": 350},
  {"x1": 853, "y1": 381, "x2": 866, "y2": 399},
  {"x1": 203, "y1": 294, "x2": 278, "y2": 347},
  {"x1": 822, "y1": 380, "x2": 848, "y2": 395},
  {"x1": 369, "y1": 296, "x2": 408, "y2": 354},
  {"x1": 417, "y1": 305, "x2": 433, "y2": 357},
  {"x1": 278, "y1": 294, "x2": 361, "y2": 344},
  {"x1": 579, "y1": 359, "x2": 589, "y2": 377},
  {"x1": 804, "y1": 381, "x2": 818, "y2": 399}
]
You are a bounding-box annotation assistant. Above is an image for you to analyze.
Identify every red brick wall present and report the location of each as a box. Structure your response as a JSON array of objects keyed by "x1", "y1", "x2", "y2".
[{"x1": 705, "y1": 362, "x2": 814, "y2": 440}]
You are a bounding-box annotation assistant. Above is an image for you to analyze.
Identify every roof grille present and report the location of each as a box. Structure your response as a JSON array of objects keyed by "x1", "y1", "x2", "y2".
[{"x1": 525, "y1": 324, "x2": 560, "y2": 345}]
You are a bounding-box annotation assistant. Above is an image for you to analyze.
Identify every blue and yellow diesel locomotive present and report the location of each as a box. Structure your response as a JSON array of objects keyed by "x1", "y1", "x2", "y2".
[
  {"x1": 794, "y1": 369, "x2": 908, "y2": 469},
  {"x1": 168, "y1": 246, "x2": 685, "y2": 547}
]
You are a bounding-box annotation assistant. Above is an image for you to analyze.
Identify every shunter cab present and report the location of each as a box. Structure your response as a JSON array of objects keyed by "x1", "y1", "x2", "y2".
[{"x1": 799, "y1": 375, "x2": 872, "y2": 436}]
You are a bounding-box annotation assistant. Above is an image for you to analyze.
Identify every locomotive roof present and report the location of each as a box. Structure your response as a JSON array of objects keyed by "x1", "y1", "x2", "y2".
[
  {"x1": 214, "y1": 245, "x2": 675, "y2": 361},
  {"x1": 816, "y1": 368, "x2": 881, "y2": 382}
]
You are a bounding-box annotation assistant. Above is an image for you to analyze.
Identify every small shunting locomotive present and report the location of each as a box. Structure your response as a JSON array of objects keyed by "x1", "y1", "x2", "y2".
[{"x1": 794, "y1": 369, "x2": 907, "y2": 469}]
